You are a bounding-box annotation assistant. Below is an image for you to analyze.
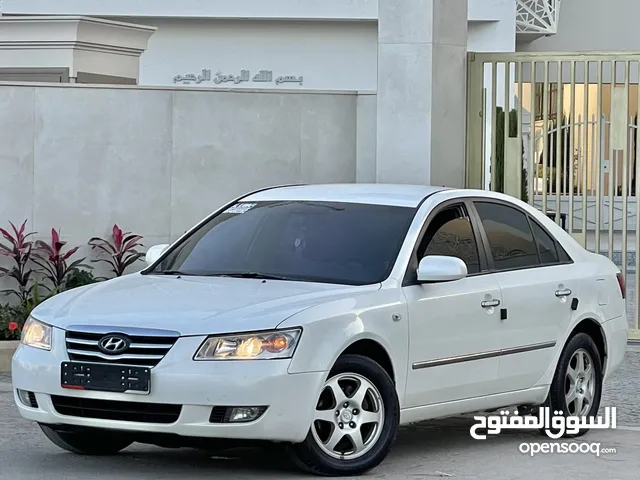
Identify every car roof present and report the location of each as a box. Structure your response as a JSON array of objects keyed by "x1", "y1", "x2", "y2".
[
  {"x1": 243, "y1": 184, "x2": 451, "y2": 208},
  {"x1": 240, "y1": 183, "x2": 589, "y2": 259}
]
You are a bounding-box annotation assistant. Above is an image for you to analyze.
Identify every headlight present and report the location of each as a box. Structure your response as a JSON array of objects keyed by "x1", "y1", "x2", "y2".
[
  {"x1": 20, "y1": 317, "x2": 52, "y2": 351},
  {"x1": 194, "y1": 328, "x2": 302, "y2": 361}
]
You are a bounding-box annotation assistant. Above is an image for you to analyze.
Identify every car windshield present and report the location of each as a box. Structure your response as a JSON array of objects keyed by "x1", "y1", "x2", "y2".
[{"x1": 147, "y1": 200, "x2": 417, "y2": 285}]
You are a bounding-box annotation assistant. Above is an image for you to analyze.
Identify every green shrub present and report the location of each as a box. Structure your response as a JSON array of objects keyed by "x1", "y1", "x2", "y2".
[
  {"x1": 65, "y1": 269, "x2": 97, "y2": 290},
  {"x1": 494, "y1": 107, "x2": 528, "y2": 201}
]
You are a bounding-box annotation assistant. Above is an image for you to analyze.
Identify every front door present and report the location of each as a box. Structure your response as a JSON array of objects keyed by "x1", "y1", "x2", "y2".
[{"x1": 403, "y1": 202, "x2": 505, "y2": 408}]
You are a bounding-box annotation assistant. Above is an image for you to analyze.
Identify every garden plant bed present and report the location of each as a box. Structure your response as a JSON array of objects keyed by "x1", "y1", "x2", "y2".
[{"x1": 1, "y1": 221, "x2": 145, "y2": 341}]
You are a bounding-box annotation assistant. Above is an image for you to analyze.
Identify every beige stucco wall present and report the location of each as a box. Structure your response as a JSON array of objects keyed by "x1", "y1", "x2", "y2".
[{"x1": 0, "y1": 83, "x2": 367, "y2": 292}]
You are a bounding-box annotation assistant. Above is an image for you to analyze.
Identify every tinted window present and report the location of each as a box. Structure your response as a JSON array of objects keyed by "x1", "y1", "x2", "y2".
[
  {"x1": 419, "y1": 206, "x2": 481, "y2": 274},
  {"x1": 529, "y1": 219, "x2": 559, "y2": 264},
  {"x1": 149, "y1": 201, "x2": 417, "y2": 286},
  {"x1": 474, "y1": 202, "x2": 539, "y2": 270}
]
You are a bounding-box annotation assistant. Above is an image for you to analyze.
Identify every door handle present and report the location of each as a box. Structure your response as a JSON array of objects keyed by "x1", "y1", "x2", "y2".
[
  {"x1": 555, "y1": 288, "x2": 572, "y2": 297},
  {"x1": 481, "y1": 299, "x2": 500, "y2": 308}
]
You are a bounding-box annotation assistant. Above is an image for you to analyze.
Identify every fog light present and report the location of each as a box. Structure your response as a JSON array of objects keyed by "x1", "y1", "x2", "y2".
[
  {"x1": 228, "y1": 406, "x2": 267, "y2": 423},
  {"x1": 17, "y1": 389, "x2": 38, "y2": 408}
]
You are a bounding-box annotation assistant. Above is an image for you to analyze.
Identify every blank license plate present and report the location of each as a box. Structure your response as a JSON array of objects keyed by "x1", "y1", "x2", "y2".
[{"x1": 61, "y1": 362, "x2": 151, "y2": 394}]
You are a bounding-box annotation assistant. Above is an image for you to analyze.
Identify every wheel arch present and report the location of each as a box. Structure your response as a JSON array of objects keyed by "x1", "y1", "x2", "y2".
[
  {"x1": 337, "y1": 338, "x2": 396, "y2": 384},
  {"x1": 534, "y1": 316, "x2": 609, "y2": 397},
  {"x1": 567, "y1": 318, "x2": 607, "y2": 376}
]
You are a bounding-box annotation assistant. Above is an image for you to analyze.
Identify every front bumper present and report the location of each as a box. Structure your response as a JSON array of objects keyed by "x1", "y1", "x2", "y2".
[{"x1": 11, "y1": 329, "x2": 327, "y2": 443}]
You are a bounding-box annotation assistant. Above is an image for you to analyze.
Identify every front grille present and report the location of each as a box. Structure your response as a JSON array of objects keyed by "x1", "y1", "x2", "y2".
[
  {"x1": 51, "y1": 395, "x2": 182, "y2": 424},
  {"x1": 65, "y1": 330, "x2": 178, "y2": 368}
]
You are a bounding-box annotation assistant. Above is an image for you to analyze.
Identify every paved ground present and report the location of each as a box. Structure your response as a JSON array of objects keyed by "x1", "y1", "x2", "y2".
[{"x1": 1, "y1": 345, "x2": 639, "y2": 480}]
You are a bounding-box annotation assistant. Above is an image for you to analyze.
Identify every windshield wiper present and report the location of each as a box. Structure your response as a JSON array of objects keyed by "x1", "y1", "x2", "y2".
[
  {"x1": 152, "y1": 270, "x2": 195, "y2": 276},
  {"x1": 206, "y1": 272, "x2": 294, "y2": 281},
  {"x1": 150, "y1": 270, "x2": 293, "y2": 281}
]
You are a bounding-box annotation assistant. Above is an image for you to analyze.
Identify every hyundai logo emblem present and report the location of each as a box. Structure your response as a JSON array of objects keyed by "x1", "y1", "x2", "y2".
[{"x1": 98, "y1": 334, "x2": 130, "y2": 355}]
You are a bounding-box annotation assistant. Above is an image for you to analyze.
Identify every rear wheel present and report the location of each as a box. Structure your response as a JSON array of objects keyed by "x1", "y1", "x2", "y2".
[
  {"x1": 539, "y1": 333, "x2": 603, "y2": 438},
  {"x1": 39, "y1": 424, "x2": 133, "y2": 455},
  {"x1": 289, "y1": 354, "x2": 399, "y2": 476}
]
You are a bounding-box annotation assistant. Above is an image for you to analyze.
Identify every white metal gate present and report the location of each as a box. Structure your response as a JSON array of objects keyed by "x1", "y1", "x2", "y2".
[{"x1": 466, "y1": 51, "x2": 640, "y2": 339}]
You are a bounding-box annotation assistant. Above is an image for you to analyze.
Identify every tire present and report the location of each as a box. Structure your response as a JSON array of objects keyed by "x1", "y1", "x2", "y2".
[
  {"x1": 539, "y1": 332, "x2": 603, "y2": 438},
  {"x1": 288, "y1": 354, "x2": 399, "y2": 477},
  {"x1": 39, "y1": 424, "x2": 134, "y2": 455}
]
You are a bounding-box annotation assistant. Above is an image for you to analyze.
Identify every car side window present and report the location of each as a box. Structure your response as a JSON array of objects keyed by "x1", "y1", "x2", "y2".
[
  {"x1": 418, "y1": 205, "x2": 481, "y2": 275},
  {"x1": 529, "y1": 218, "x2": 559, "y2": 264},
  {"x1": 473, "y1": 201, "x2": 539, "y2": 271}
]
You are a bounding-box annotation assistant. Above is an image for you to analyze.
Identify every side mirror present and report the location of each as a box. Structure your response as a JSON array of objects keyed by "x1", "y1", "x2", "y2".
[
  {"x1": 145, "y1": 244, "x2": 170, "y2": 266},
  {"x1": 416, "y1": 255, "x2": 468, "y2": 283}
]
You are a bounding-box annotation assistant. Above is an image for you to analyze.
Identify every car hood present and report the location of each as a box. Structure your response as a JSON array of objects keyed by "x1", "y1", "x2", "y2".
[{"x1": 32, "y1": 273, "x2": 377, "y2": 336}]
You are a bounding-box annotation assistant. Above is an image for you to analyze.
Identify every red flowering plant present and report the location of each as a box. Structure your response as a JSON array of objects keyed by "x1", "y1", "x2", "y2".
[
  {"x1": 0, "y1": 220, "x2": 36, "y2": 304},
  {"x1": 89, "y1": 224, "x2": 144, "y2": 278},
  {"x1": 32, "y1": 229, "x2": 93, "y2": 294},
  {"x1": 0, "y1": 303, "x2": 28, "y2": 340}
]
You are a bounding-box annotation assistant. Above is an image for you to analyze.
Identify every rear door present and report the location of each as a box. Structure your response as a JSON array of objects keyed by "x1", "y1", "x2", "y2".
[{"x1": 469, "y1": 200, "x2": 579, "y2": 393}]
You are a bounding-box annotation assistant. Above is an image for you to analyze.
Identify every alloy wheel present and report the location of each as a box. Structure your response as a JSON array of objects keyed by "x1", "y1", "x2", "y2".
[
  {"x1": 311, "y1": 373, "x2": 385, "y2": 460},
  {"x1": 564, "y1": 348, "x2": 596, "y2": 417}
]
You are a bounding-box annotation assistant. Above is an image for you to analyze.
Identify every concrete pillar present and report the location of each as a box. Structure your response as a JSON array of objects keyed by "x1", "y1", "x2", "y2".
[{"x1": 376, "y1": 0, "x2": 468, "y2": 187}]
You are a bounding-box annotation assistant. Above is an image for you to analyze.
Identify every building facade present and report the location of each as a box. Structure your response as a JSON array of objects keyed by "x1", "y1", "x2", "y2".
[{"x1": 0, "y1": 0, "x2": 518, "y2": 90}]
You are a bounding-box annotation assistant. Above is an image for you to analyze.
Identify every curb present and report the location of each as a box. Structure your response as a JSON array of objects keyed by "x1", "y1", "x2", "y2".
[{"x1": 0, "y1": 341, "x2": 18, "y2": 373}]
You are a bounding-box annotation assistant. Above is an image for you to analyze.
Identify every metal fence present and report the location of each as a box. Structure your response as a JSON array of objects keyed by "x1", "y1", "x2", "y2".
[{"x1": 466, "y1": 51, "x2": 640, "y2": 339}]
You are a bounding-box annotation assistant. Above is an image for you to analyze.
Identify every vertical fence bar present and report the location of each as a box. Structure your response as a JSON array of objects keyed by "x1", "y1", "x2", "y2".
[
  {"x1": 569, "y1": 61, "x2": 575, "y2": 233},
  {"x1": 482, "y1": 84, "x2": 488, "y2": 188},
  {"x1": 505, "y1": 62, "x2": 511, "y2": 193},
  {"x1": 591, "y1": 115, "x2": 597, "y2": 197},
  {"x1": 582, "y1": 62, "x2": 589, "y2": 247},
  {"x1": 529, "y1": 62, "x2": 537, "y2": 204},
  {"x1": 577, "y1": 114, "x2": 582, "y2": 194},
  {"x1": 564, "y1": 119, "x2": 569, "y2": 194},
  {"x1": 518, "y1": 61, "x2": 524, "y2": 201},
  {"x1": 555, "y1": 61, "x2": 563, "y2": 224},
  {"x1": 595, "y1": 61, "x2": 603, "y2": 254},
  {"x1": 491, "y1": 62, "x2": 498, "y2": 191},
  {"x1": 636, "y1": 59, "x2": 640, "y2": 332},
  {"x1": 542, "y1": 61, "x2": 550, "y2": 214},
  {"x1": 608, "y1": 61, "x2": 616, "y2": 261},
  {"x1": 621, "y1": 61, "x2": 630, "y2": 284}
]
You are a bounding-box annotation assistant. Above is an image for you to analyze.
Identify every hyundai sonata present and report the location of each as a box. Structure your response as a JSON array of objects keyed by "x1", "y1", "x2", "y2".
[{"x1": 12, "y1": 184, "x2": 628, "y2": 476}]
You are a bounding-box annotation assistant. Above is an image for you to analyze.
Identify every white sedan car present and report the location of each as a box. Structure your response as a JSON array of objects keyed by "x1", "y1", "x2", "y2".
[{"x1": 13, "y1": 184, "x2": 628, "y2": 476}]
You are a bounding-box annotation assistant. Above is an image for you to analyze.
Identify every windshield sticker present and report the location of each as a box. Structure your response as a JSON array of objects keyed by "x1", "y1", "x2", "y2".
[{"x1": 224, "y1": 203, "x2": 257, "y2": 214}]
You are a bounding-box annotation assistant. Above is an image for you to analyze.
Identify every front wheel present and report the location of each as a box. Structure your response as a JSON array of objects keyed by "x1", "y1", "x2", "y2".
[
  {"x1": 289, "y1": 354, "x2": 399, "y2": 476},
  {"x1": 39, "y1": 424, "x2": 133, "y2": 455}
]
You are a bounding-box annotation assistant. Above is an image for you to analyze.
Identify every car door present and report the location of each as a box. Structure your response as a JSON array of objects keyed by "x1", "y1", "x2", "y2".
[
  {"x1": 403, "y1": 200, "x2": 506, "y2": 408},
  {"x1": 470, "y1": 200, "x2": 577, "y2": 393}
]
